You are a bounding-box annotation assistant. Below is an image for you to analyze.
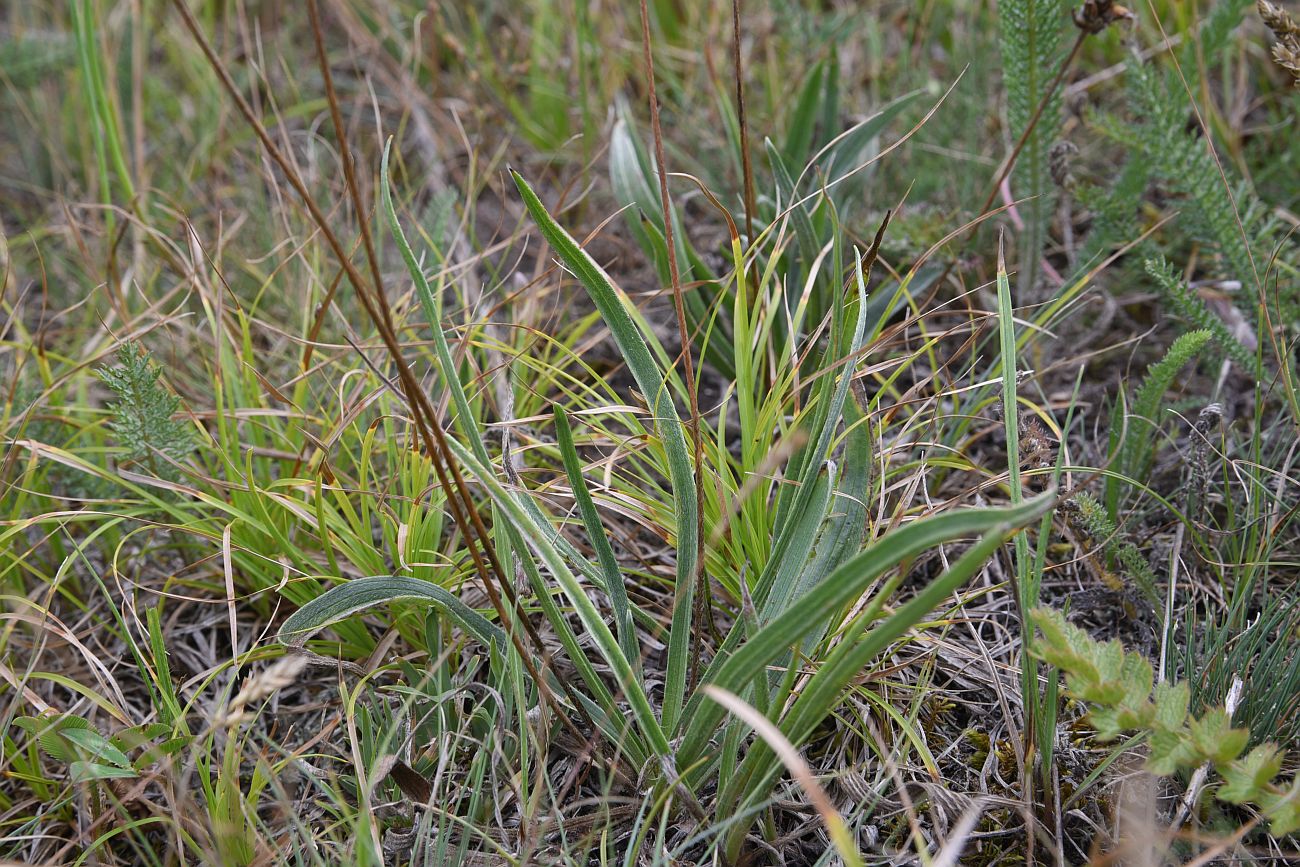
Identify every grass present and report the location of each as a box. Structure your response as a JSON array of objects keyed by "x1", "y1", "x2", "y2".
[{"x1": 3, "y1": 0, "x2": 1300, "y2": 864}]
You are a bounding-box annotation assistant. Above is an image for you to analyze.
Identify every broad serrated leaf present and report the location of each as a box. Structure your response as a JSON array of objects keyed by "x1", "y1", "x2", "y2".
[
  {"x1": 1152, "y1": 680, "x2": 1190, "y2": 731},
  {"x1": 1189, "y1": 708, "x2": 1249, "y2": 764},
  {"x1": 1031, "y1": 608, "x2": 1099, "y2": 680},
  {"x1": 1089, "y1": 707, "x2": 1128, "y2": 742},
  {"x1": 14, "y1": 714, "x2": 93, "y2": 765},
  {"x1": 1261, "y1": 778, "x2": 1300, "y2": 835},
  {"x1": 60, "y1": 728, "x2": 133, "y2": 769},
  {"x1": 1146, "y1": 728, "x2": 1198, "y2": 775},
  {"x1": 1219, "y1": 744, "x2": 1284, "y2": 804},
  {"x1": 1118, "y1": 654, "x2": 1154, "y2": 714}
]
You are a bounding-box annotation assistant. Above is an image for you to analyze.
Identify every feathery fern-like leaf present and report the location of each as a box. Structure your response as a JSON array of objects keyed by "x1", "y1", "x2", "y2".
[
  {"x1": 999, "y1": 0, "x2": 1069, "y2": 294},
  {"x1": 96, "y1": 342, "x2": 196, "y2": 478},
  {"x1": 1144, "y1": 257, "x2": 1258, "y2": 375},
  {"x1": 1105, "y1": 329, "x2": 1211, "y2": 517}
]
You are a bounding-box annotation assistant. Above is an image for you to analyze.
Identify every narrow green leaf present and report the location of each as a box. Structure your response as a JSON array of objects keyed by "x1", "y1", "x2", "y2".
[
  {"x1": 788, "y1": 408, "x2": 872, "y2": 651},
  {"x1": 512, "y1": 169, "x2": 698, "y2": 734},
  {"x1": 553, "y1": 405, "x2": 639, "y2": 677},
  {"x1": 381, "y1": 140, "x2": 489, "y2": 464},
  {"x1": 783, "y1": 59, "x2": 825, "y2": 170},
  {"x1": 766, "y1": 138, "x2": 820, "y2": 266},
  {"x1": 817, "y1": 92, "x2": 920, "y2": 207},
  {"x1": 442, "y1": 435, "x2": 669, "y2": 758},
  {"x1": 757, "y1": 462, "x2": 833, "y2": 623},
  {"x1": 721, "y1": 518, "x2": 1035, "y2": 848},
  {"x1": 755, "y1": 251, "x2": 871, "y2": 616},
  {"x1": 277, "y1": 576, "x2": 505, "y2": 652},
  {"x1": 677, "y1": 490, "x2": 1055, "y2": 761}
]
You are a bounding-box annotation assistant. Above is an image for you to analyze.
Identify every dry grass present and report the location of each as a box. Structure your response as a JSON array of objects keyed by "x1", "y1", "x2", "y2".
[{"x1": 3, "y1": 1, "x2": 1300, "y2": 864}]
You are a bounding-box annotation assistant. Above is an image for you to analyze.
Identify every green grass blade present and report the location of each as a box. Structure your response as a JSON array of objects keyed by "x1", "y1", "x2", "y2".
[
  {"x1": 676, "y1": 491, "x2": 1055, "y2": 759},
  {"x1": 757, "y1": 461, "x2": 832, "y2": 623},
  {"x1": 277, "y1": 575, "x2": 505, "y2": 652},
  {"x1": 788, "y1": 406, "x2": 873, "y2": 649},
  {"x1": 442, "y1": 435, "x2": 669, "y2": 759},
  {"x1": 719, "y1": 520, "x2": 1030, "y2": 859},
  {"x1": 766, "y1": 138, "x2": 820, "y2": 266},
  {"x1": 755, "y1": 250, "x2": 870, "y2": 616},
  {"x1": 782, "y1": 60, "x2": 826, "y2": 171},
  {"x1": 512, "y1": 169, "x2": 698, "y2": 734},
  {"x1": 553, "y1": 405, "x2": 639, "y2": 677},
  {"x1": 381, "y1": 140, "x2": 489, "y2": 465},
  {"x1": 814, "y1": 91, "x2": 920, "y2": 208}
]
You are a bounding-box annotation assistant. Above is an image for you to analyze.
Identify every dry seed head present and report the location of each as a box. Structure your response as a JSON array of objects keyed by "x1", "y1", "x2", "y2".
[
  {"x1": 1259, "y1": 1, "x2": 1300, "y2": 84},
  {"x1": 1074, "y1": 0, "x2": 1137, "y2": 35},
  {"x1": 216, "y1": 655, "x2": 309, "y2": 729},
  {"x1": 1260, "y1": 0, "x2": 1300, "y2": 36},
  {"x1": 1187, "y1": 403, "x2": 1223, "y2": 519},
  {"x1": 1274, "y1": 41, "x2": 1300, "y2": 83},
  {"x1": 1195, "y1": 402, "x2": 1223, "y2": 433},
  {"x1": 1050, "y1": 141, "x2": 1079, "y2": 190}
]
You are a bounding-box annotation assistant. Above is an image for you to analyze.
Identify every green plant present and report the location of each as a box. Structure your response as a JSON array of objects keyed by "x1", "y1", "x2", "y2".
[
  {"x1": 1034, "y1": 606, "x2": 1300, "y2": 835},
  {"x1": 0, "y1": 32, "x2": 76, "y2": 88},
  {"x1": 1066, "y1": 490, "x2": 1161, "y2": 608},
  {"x1": 1144, "y1": 257, "x2": 1258, "y2": 374},
  {"x1": 998, "y1": 0, "x2": 1069, "y2": 295},
  {"x1": 1080, "y1": 2, "x2": 1291, "y2": 374},
  {"x1": 609, "y1": 86, "x2": 921, "y2": 383},
  {"x1": 9, "y1": 0, "x2": 1300, "y2": 863},
  {"x1": 95, "y1": 341, "x2": 197, "y2": 480},
  {"x1": 1105, "y1": 328, "x2": 1212, "y2": 519},
  {"x1": 1099, "y1": 1, "x2": 1260, "y2": 286},
  {"x1": 1184, "y1": 590, "x2": 1300, "y2": 751},
  {"x1": 276, "y1": 168, "x2": 1058, "y2": 863}
]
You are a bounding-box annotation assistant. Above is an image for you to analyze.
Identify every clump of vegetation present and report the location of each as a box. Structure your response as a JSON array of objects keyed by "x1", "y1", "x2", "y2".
[
  {"x1": 1034, "y1": 606, "x2": 1300, "y2": 835},
  {"x1": 3, "y1": 0, "x2": 1299, "y2": 864},
  {"x1": 95, "y1": 341, "x2": 196, "y2": 480}
]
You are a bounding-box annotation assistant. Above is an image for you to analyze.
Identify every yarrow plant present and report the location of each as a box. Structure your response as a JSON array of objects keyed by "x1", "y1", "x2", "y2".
[{"x1": 96, "y1": 341, "x2": 196, "y2": 479}]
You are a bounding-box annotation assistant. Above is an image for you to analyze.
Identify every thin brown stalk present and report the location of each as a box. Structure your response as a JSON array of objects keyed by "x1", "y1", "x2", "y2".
[
  {"x1": 173, "y1": 0, "x2": 592, "y2": 741},
  {"x1": 306, "y1": 0, "x2": 392, "y2": 334},
  {"x1": 979, "y1": 32, "x2": 1087, "y2": 221},
  {"x1": 937, "y1": 31, "x2": 1087, "y2": 295},
  {"x1": 733, "y1": 0, "x2": 756, "y2": 244},
  {"x1": 636, "y1": 0, "x2": 714, "y2": 665},
  {"x1": 303, "y1": 0, "x2": 600, "y2": 741}
]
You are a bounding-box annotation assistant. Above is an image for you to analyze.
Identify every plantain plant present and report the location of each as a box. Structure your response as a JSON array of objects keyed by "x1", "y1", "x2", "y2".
[{"x1": 277, "y1": 162, "x2": 1056, "y2": 862}]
